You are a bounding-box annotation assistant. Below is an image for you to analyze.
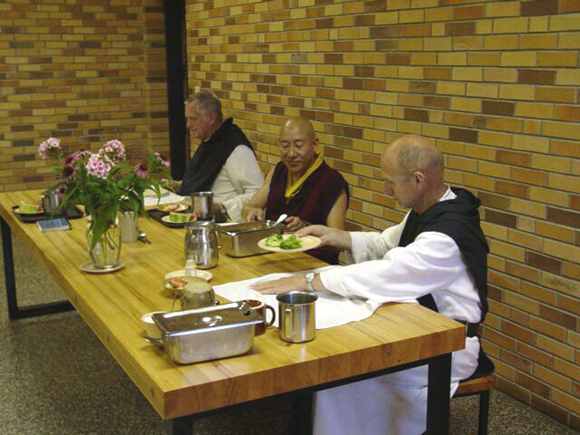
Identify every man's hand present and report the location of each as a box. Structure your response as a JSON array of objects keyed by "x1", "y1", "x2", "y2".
[
  {"x1": 162, "y1": 178, "x2": 182, "y2": 193},
  {"x1": 251, "y1": 274, "x2": 306, "y2": 295},
  {"x1": 245, "y1": 207, "x2": 265, "y2": 222},
  {"x1": 296, "y1": 225, "x2": 352, "y2": 251},
  {"x1": 283, "y1": 216, "x2": 307, "y2": 232}
]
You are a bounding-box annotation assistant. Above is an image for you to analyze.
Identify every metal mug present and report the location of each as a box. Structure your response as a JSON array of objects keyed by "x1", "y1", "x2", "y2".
[
  {"x1": 191, "y1": 191, "x2": 213, "y2": 221},
  {"x1": 184, "y1": 220, "x2": 219, "y2": 269},
  {"x1": 276, "y1": 291, "x2": 318, "y2": 343},
  {"x1": 41, "y1": 192, "x2": 64, "y2": 215}
]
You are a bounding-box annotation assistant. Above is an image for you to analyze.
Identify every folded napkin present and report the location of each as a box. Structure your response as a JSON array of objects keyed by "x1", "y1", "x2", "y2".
[
  {"x1": 213, "y1": 266, "x2": 382, "y2": 329},
  {"x1": 144, "y1": 192, "x2": 185, "y2": 208}
]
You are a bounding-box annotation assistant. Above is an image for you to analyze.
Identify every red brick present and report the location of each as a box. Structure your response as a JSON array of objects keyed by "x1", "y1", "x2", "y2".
[
  {"x1": 446, "y1": 21, "x2": 475, "y2": 36},
  {"x1": 521, "y1": 0, "x2": 559, "y2": 15},
  {"x1": 547, "y1": 207, "x2": 580, "y2": 228}
]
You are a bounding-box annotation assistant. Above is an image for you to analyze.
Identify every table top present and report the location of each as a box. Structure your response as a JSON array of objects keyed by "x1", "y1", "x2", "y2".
[{"x1": 0, "y1": 190, "x2": 466, "y2": 420}]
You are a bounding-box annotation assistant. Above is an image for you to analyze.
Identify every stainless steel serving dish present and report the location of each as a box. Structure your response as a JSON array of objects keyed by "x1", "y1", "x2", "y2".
[
  {"x1": 218, "y1": 220, "x2": 284, "y2": 257},
  {"x1": 149, "y1": 302, "x2": 263, "y2": 364}
]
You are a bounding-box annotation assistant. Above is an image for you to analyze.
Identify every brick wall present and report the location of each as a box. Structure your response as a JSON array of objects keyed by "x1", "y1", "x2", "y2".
[
  {"x1": 0, "y1": 0, "x2": 169, "y2": 191},
  {"x1": 185, "y1": 0, "x2": 580, "y2": 429}
]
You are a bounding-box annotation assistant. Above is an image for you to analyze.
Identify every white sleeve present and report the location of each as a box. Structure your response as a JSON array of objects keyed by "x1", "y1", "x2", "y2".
[
  {"x1": 220, "y1": 145, "x2": 264, "y2": 221},
  {"x1": 349, "y1": 215, "x2": 408, "y2": 263},
  {"x1": 320, "y1": 231, "x2": 467, "y2": 304}
]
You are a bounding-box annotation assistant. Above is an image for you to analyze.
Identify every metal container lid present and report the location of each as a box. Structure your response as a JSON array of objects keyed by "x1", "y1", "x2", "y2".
[
  {"x1": 152, "y1": 302, "x2": 262, "y2": 337},
  {"x1": 218, "y1": 220, "x2": 283, "y2": 235}
]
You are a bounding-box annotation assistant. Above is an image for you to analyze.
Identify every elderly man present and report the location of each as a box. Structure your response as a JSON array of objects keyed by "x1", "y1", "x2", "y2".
[
  {"x1": 253, "y1": 134, "x2": 489, "y2": 434},
  {"x1": 170, "y1": 90, "x2": 264, "y2": 222},
  {"x1": 242, "y1": 117, "x2": 348, "y2": 264}
]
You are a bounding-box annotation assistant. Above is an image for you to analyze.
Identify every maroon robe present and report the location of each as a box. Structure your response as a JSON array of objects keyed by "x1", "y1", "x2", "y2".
[{"x1": 265, "y1": 161, "x2": 349, "y2": 264}]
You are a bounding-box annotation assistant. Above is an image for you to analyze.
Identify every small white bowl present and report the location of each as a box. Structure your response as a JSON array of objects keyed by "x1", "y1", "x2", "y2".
[
  {"x1": 141, "y1": 311, "x2": 165, "y2": 339},
  {"x1": 165, "y1": 269, "x2": 212, "y2": 281}
]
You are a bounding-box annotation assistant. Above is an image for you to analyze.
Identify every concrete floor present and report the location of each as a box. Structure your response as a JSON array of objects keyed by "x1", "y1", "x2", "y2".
[{"x1": 0, "y1": 231, "x2": 578, "y2": 435}]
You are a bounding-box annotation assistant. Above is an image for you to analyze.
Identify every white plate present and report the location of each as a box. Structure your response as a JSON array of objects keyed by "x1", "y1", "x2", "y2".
[
  {"x1": 165, "y1": 269, "x2": 212, "y2": 282},
  {"x1": 79, "y1": 261, "x2": 125, "y2": 274},
  {"x1": 161, "y1": 215, "x2": 194, "y2": 226},
  {"x1": 158, "y1": 203, "x2": 188, "y2": 213},
  {"x1": 257, "y1": 235, "x2": 322, "y2": 253},
  {"x1": 14, "y1": 206, "x2": 44, "y2": 216}
]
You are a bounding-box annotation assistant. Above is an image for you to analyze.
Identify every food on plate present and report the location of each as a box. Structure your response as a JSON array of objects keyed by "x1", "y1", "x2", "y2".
[
  {"x1": 265, "y1": 233, "x2": 284, "y2": 247},
  {"x1": 159, "y1": 203, "x2": 185, "y2": 213},
  {"x1": 279, "y1": 234, "x2": 302, "y2": 250},
  {"x1": 264, "y1": 234, "x2": 303, "y2": 250},
  {"x1": 19, "y1": 201, "x2": 42, "y2": 213},
  {"x1": 167, "y1": 278, "x2": 188, "y2": 289},
  {"x1": 169, "y1": 212, "x2": 194, "y2": 223}
]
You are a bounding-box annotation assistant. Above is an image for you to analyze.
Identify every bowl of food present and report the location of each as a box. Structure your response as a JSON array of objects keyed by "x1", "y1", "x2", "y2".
[
  {"x1": 141, "y1": 311, "x2": 166, "y2": 339},
  {"x1": 161, "y1": 212, "x2": 196, "y2": 227}
]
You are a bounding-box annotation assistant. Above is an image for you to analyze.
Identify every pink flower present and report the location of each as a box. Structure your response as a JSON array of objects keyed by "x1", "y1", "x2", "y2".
[
  {"x1": 38, "y1": 137, "x2": 61, "y2": 159},
  {"x1": 100, "y1": 139, "x2": 126, "y2": 160},
  {"x1": 134, "y1": 161, "x2": 149, "y2": 178},
  {"x1": 56, "y1": 183, "x2": 68, "y2": 200},
  {"x1": 70, "y1": 150, "x2": 91, "y2": 162},
  {"x1": 155, "y1": 152, "x2": 170, "y2": 167},
  {"x1": 61, "y1": 164, "x2": 75, "y2": 180},
  {"x1": 86, "y1": 153, "x2": 112, "y2": 179}
]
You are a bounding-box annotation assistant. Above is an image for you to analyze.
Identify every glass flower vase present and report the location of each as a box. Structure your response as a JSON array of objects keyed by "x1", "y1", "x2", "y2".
[{"x1": 86, "y1": 224, "x2": 122, "y2": 269}]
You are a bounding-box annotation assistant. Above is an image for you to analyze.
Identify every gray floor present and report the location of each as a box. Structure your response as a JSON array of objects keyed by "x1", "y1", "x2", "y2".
[{"x1": 1, "y1": 231, "x2": 578, "y2": 435}]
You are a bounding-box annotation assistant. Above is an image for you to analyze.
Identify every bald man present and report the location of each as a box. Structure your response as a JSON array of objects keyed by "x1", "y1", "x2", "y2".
[
  {"x1": 243, "y1": 117, "x2": 349, "y2": 264},
  {"x1": 253, "y1": 134, "x2": 490, "y2": 435}
]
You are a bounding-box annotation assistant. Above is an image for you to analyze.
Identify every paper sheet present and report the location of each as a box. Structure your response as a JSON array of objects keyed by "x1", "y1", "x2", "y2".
[
  {"x1": 213, "y1": 266, "x2": 382, "y2": 329},
  {"x1": 144, "y1": 192, "x2": 185, "y2": 208}
]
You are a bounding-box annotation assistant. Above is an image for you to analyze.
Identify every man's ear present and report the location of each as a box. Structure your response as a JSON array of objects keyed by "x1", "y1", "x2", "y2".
[
  {"x1": 312, "y1": 137, "x2": 319, "y2": 149},
  {"x1": 207, "y1": 111, "x2": 218, "y2": 125},
  {"x1": 413, "y1": 171, "x2": 426, "y2": 188}
]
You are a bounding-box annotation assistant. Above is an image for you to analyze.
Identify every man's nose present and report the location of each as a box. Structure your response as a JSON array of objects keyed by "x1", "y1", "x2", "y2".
[{"x1": 287, "y1": 145, "x2": 297, "y2": 156}]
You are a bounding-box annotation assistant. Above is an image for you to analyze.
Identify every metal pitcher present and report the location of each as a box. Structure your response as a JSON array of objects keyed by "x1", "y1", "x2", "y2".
[
  {"x1": 191, "y1": 191, "x2": 214, "y2": 221},
  {"x1": 184, "y1": 220, "x2": 219, "y2": 269}
]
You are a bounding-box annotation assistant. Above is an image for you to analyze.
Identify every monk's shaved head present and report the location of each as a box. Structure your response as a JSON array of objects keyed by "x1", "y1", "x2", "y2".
[
  {"x1": 382, "y1": 134, "x2": 443, "y2": 179},
  {"x1": 280, "y1": 117, "x2": 315, "y2": 141}
]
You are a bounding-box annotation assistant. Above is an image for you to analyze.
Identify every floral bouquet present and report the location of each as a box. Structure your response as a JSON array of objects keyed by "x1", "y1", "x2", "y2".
[{"x1": 39, "y1": 137, "x2": 170, "y2": 249}]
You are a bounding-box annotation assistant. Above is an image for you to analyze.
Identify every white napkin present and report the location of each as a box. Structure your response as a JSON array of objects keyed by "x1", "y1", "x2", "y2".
[
  {"x1": 213, "y1": 266, "x2": 382, "y2": 329},
  {"x1": 144, "y1": 192, "x2": 185, "y2": 208}
]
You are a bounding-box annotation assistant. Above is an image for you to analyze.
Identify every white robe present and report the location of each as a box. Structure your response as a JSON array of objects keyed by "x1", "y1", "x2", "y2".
[
  {"x1": 210, "y1": 145, "x2": 264, "y2": 222},
  {"x1": 316, "y1": 188, "x2": 482, "y2": 435}
]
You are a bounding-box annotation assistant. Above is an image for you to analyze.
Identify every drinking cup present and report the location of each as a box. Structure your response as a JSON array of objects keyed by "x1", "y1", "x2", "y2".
[
  {"x1": 241, "y1": 299, "x2": 276, "y2": 336},
  {"x1": 276, "y1": 291, "x2": 318, "y2": 343},
  {"x1": 42, "y1": 192, "x2": 64, "y2": 215},
  {"x1": 191, "y1": 191, "x2": 213, "y2": 221}
]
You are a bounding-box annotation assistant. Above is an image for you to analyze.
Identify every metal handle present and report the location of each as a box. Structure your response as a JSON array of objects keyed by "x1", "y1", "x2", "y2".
[
  {"x1": 285, "y1": 307, "x2": 292, "y2": 339},
  {"x1": 142, "y1": 335, "x2": 163, "y2": 348}
]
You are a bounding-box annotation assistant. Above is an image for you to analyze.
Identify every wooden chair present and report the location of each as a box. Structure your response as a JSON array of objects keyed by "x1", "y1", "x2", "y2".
[{"x1": 453, "y1": 351, "x2": 495, "y2": 435}]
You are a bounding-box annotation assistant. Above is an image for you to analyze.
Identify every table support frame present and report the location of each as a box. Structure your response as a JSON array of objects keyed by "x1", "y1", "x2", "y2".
[
  {"x1": 169, "y1": 353, "x2": 452, "y2": 435},
  {"x1": 1, "y1": 216, "x2": 74, "y2": 320}
]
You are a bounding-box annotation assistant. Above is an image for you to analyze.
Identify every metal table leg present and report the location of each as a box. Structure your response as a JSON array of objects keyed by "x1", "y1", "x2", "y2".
[
  {"x1": 292, "y1": 393, "x2": 314, "y2": 435},
  {"x1": 172, "y1": 415, "x2": 194, "y2": 435},
  {"x1": 1, "y1": 216, "x2": 74, "y2": 319},
  {"x1": 426, "y1": 353, "x2": 452, "y2": 434}
]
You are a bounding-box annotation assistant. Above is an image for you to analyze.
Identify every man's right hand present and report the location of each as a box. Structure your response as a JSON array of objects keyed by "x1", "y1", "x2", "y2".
[
  {"x1": 162, "y1": 178, "x2": 182, "y2": 193},
  {"x1": 245, "y1": 207, "x2": 265, "y2": 222},
  {"x1": 296, "y1": 225, "x2": 352, "y2": 251}
]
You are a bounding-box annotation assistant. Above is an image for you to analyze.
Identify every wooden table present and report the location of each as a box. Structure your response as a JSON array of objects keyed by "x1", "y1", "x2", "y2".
[{"x1": 1, "y1": 190, "x2": 465, "y2": 435}]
